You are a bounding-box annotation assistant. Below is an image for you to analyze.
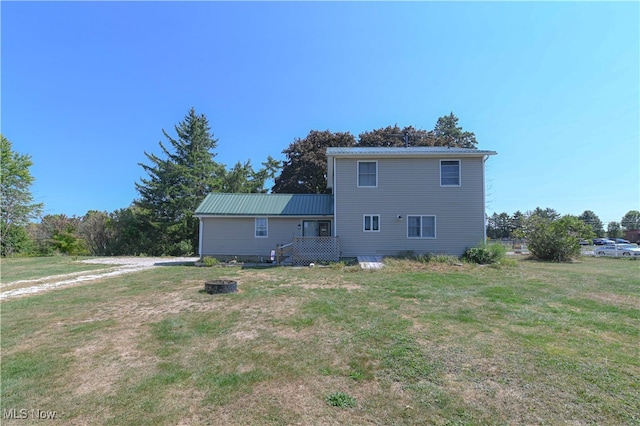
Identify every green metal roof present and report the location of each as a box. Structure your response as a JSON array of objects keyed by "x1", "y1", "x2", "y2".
[{"x1": 195, "y1": 193, "x2": 334, "y2": 216}]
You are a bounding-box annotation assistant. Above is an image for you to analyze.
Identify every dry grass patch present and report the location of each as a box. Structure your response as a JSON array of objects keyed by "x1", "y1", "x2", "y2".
[
  {"x1": 1, "y1": 257, "x2": 639, "y2": 425},
  {"x1": 69, "y1": 325, "x2": 151, "y2": 397},
  {"x1": 582, "y1": 291, "x2": 640, "y2": 309}
]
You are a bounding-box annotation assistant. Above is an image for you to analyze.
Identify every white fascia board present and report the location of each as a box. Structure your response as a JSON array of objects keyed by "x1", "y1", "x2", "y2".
[{"x1": 327, "y1": 151, "x2": 497, "y2": 159}]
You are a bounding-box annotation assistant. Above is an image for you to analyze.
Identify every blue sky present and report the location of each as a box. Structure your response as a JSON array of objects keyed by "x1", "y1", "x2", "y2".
[{"x1": 2, "y1": 1, "x2": 639, "y2": 228}]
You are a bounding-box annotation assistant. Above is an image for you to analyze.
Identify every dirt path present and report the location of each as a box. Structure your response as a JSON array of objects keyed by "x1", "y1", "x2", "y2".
[{"x1": 0, "y1": 257, "x2": 199, "y2": 300}]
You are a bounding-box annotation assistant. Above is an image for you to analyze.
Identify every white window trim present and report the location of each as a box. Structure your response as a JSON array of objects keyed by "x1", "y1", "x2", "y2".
[
  {"x1": 440, "y1": 159, "x2": 461, "y2": 187},
  {"x1": 363, "y1": 214, "x2": 380, "y2": 232},
  {"x1": 255, "y1": 217, "x2": 268, "y2": 238},
  {"x1": 407, "y1": 215, "x2": 436, "y2": 239},
  {"x1": 357, "y1": 160, "x2": 378, "y2": 188}
]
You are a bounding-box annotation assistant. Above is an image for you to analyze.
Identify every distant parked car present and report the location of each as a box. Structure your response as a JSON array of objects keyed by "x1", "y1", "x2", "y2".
[
  {"x1": 578, "y1": 239, "x2": 591, "y2": 245},
  {"x1": 614, "y1": 238, "x2": 630, "y2": 244},
  {"x1": 594, "y1": 244, "x2": 640, "y2": 258},
  {"x1": 593, "y1": 238, "x2": 614, "y2": 245}
]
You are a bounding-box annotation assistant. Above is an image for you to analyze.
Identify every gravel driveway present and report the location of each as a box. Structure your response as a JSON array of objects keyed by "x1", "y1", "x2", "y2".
[{"x1": 1, "y1": 257, "x2": 199, "y2": 300}]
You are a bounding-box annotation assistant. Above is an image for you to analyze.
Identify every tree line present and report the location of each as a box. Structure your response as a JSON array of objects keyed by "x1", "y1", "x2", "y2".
[
  {"x1": 487, "y1": 208, "x2": 640, "y2": 240},
  {"x1": 2, "y1": 109, "x2": 478, "y2": 257},
  {"x1": 486, "y1": 208, "x2": 640, "y2": 262}
]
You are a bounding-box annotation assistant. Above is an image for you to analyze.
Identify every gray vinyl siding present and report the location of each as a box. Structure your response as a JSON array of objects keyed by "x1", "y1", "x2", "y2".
[
  {"x1": 334, "y1": 157, "x2": 486, "y2": 257},
  {"x1": 200, "y1": 216, "x2": 329, "y2": 258}
]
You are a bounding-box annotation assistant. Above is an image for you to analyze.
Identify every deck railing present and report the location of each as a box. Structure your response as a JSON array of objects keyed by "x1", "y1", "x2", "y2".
[{"x1": 275, "y1": 242, "x2": 293, "y2": 265}]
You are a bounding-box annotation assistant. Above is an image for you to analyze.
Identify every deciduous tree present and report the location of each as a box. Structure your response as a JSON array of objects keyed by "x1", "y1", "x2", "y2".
[
  {"x1": 34, "y1": 214, "x2": 83, "y2": 256},
  {"x1": 357, "y1": 125, "x2": 436, "y2": 147},
  {"x1": 79, "y1": 210, "x2": 113, "y2": 256},
  {"x1": 272, "y1": 113, "x2": 478, "y2": 194},
  {"x1": 523, "y1": 215, "x2": 594, "y2": 262},
  {"x1": 1, "y1": 135, "x2": 43, "y2": 256},
  {"x1": 621, "y1": 210, "x2": 640, "y2": 230},
  {"x1": 578, "y1": 210, "x2": 604, "y2": 237},
  {"x1": 530, "y1": 207, "x2": 561, "y2": 221},
  {"x1": 272, "y1": 130, "x2": 355, "y2": 194},
  {"x1": 51, "y1": 226, "x2": 87, "y2": 257},
  {"x1": 607, "y1": 221, "x2": 622, "y2": 239}
]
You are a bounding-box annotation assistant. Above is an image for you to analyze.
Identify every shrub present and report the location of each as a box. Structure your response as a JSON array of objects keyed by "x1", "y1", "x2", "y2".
[
  {"x1": 1, "y1": 225, "x2": 35, "y2": 257},
  {"x1": 464, "y1": 243, "x2": 506, "y2": 265},
  {"x1": 202, "y1": 256, "x2": 220, "y2": 267},
  {"x1": 171, "y1": 240, "x2": 194, "y2": 256},
  {"x1": 523, "y1": 215, "x2": 594, "y2": 262},
  {"x1": 50, "y1": 229, "x2": 88, "y2": 257}
]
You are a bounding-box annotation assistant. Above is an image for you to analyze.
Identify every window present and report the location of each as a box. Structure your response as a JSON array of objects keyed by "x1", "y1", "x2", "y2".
[
  {"x1": 303, "y1": 220, "x2": 318, "y2": 237},
  {"x1": 363, "y1": 215, "x2": 380, "y2": 232},
  {"x1": 303, "y1": 220, "x2": 331, "y2": 237},
  {"x1": 440, "y1": 160, "x2": 460, "y2": 186},
  {"x1": 255, "y1": 218, "x2": 268, "y2": 238},
  {"x1": 358, "y1": 161, "x2": 377, "y2": 187},
  {"x1": 407, "y1": 215, "x2": 436, "y2": 238}
]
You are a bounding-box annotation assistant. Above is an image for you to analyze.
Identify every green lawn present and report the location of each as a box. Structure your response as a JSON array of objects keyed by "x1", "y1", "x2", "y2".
[
  {"x1": 0, "y1": 256, "x2": 112, "y2": 283},
  {"x1": 1, "y1": 256, "x2": 638, "y2": 425}
]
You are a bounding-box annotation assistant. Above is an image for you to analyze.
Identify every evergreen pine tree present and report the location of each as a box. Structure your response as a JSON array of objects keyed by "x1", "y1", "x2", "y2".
[{"x1": 135, "y1": 108, "x2": 224, "y2": 255}]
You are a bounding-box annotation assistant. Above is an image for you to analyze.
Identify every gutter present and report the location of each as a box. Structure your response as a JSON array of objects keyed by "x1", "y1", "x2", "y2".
[{"x1": 198, "y1": 217, "x2": 204, "y2": 257}]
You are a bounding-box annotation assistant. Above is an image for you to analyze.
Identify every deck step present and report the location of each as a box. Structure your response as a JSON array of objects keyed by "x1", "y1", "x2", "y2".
[{"x1": 357, "y1": 255, "x2": 384, "y2": 269}]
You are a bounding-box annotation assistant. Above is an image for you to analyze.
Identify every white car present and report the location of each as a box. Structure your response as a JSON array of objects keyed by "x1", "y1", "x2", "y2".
[{"x1": 594, "y1": 244, "x2": 640, "y2": 258}]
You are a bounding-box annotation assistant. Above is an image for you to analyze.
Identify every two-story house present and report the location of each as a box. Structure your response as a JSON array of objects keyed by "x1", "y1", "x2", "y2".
[{"x1": 195, "y1": 146, "x2": 496, "y2": 263}]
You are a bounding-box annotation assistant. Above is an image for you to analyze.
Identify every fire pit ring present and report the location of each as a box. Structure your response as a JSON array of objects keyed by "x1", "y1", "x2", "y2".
[{"x1": 204, "y1": 279, "x2": 238, "y2": 294}]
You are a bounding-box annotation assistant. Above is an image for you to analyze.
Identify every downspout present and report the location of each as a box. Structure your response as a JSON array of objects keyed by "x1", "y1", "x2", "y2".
[
  {"x1": 482, "y1": 155, "x2": 488, "y2": 243},
  {"x1": 198, "y1": 217, "x2": 204, "y2": 258},
  {"x1": 333, "y1": 156, "x2": 337, "y2": 238}
]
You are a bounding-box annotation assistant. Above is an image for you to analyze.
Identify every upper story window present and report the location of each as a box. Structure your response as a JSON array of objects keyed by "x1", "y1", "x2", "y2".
[
  {"x1": 440, "y1": 160, "x2": 461, "y2": 186},
  {"x1": 255, "y1": 217, "x2": 268, "y2": 238},
  {"x1": 358, "y1": 161, "x2": 377, "y2": 187}
]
